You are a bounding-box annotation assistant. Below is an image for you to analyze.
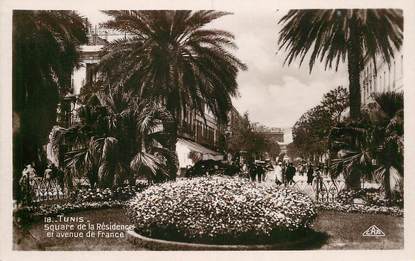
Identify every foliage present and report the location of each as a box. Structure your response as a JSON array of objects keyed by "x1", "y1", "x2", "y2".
[
  {"x1": 286, "y1": 142, "x2": 300, "y2": 160},
  {"x1": 227, "y1": 112, "x2": 280, "y2": 160},
  {"x1": 329, "y1": 92, "x2": 404, "y2": 196},
  {"x1": 127, "y1": 176, "x2": 317, "y2": 244},
  {"x1": 336, "y1": 189, "x2": 403, "y2": 208},
  {"x1": 99, "y1": 10, "x2": 246, "y2": 123},
  {"x1": 14, "y1": 201, "x2": 126, "y2": 227},
  {"x1": 278, "y1": 9, "x2": 403, "y2": 119},
  {"x1": 51, "y1": 91, "x2": 176, "y2": 187},
  {"x1": 97, "y1": 11, "x2": 247, "y2": 177},
  {"x1": 71, "y1": 183, "x2": 149, "y2": 203},
  {"x1": 314, "y1": 199, "x2": 403, "y2": 216},
  {"x1": 292, "y1": 86, "x2": 348, "y2": 160},
  {"x1": 13, "y1": 10, "x2": 88, "y2": 200},
  {"x1": 14, "y1": 181, "x2": 149, "y2": 227}
]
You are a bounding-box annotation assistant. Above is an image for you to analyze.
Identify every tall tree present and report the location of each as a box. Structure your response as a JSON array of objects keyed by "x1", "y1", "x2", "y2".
[
  {"x1": 292, "y1": 86, "x2": 349, "y2": 160},
  {"x1": 98, "y1": 11, "x2": 247, "y2": 178},
  {"x1": 227, "y1": 113, "x2": 279, "y2": 161},
  {"x1": 278, "y1": 9, "x2": 403, "y2": 120},
  {"x1": 329, "y1": 92, "x2": 403, "y2": 195},
  {"x1": 13, "y1": 11, "x2": 87, "y2": 198}
]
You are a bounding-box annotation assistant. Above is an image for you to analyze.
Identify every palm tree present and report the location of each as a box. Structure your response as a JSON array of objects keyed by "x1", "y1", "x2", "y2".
[
  {"x1": 329, "y1": 92, "x2": 403, "y2": 197},
  {"x1": 13, "y1": 10, "x2": 88, "y2": 200},
  {"x1": 278, "y1": 9, "x2": 403, "y2": 120},
  {"x1": 51, "y1": 90, "x2": 175, "y2": 188},
  {"x1": 369, "y1": 92, "x2": 403, "y2": 199},
  {"x1": 329, "y1": 122, "x2": 375, "y2": 190},
  {"x1": 97, "y1": 10, "x2": 247, "y2": 178}
]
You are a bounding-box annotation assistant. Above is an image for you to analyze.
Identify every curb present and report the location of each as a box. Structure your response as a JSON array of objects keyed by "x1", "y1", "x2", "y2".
[{"x1": 126, "y1": 229, "x2": 324, "y2": 250}]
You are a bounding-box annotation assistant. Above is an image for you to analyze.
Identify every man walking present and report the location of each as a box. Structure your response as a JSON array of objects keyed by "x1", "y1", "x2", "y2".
[
  {"x1": 249, "y1": 162, "x2": 257, "y2": 182},
  {"x1": 307, "y1": 164, "x2": 314, "y2": 184},
  {"x1": 256, "y1": 164, "x2": 265, "y2": 183},
  {"x1": 286, "y1": 162, "x2": 296, "y2": 185}
]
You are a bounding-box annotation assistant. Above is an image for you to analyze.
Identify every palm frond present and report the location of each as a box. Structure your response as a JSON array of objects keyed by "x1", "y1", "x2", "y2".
[
  {"x1": 278, "y1": 9, "x2": 403, "y2": 73},
  {"x1": 130, "y1": 151, "x2": 169, "y2": 180},
  {"x1": 98, "y1": 10, "x2": 246, "y2": 123}
]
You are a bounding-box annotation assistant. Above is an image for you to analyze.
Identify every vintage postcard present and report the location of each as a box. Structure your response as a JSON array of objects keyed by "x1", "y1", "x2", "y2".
[{"x1": 1, "y1": 0, "x2": 414, "y2": 260}]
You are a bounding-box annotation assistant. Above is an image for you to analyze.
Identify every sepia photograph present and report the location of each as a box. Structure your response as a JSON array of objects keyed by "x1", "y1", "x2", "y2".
[{"x1": 5, "y1": 6, "x2": 409, "y2": 253}]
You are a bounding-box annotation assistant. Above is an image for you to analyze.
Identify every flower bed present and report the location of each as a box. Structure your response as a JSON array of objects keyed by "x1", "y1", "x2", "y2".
[
  {"x1": 336, "y1": 189, "x2": 403, "y2": 208},
  {"x1": 315, "y1": 201, "x2": 403, "y2": 216},
  {"x1": 14, "y1": 183, "x2": 149, "y2": 227},
  {"x1": 326, "y1": 188, "x2": 404, "y2": 216},
  {"x1": 126, "y1": 176, "x2": 317, "y2": 245},
  {"x1": 70, "y1": 182, "x2": 149, "y2": 203}
]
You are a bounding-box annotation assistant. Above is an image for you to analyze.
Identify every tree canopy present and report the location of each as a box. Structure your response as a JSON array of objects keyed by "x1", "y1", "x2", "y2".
[
  {"x1": 98, "y1": 10, "x2": 247, "y2": 124},
  {"x1": 227, "y1": 113, "x2": 280, "y2": 160},
  {"x1": 278, "y1": 9, "x2": 403, "y2": 119},
  {"x1": 96, "y1": 10, "x2": 247, "y2": 177},
  {"x1": 329, "y1": 92, "x2": 403, "y2": 195},
  {"x1": 292, "y1": 86, "x2": 349, "y2": 159},
  {"x1": 13, "y1": 10, "x2": 88, "y2": 197}
]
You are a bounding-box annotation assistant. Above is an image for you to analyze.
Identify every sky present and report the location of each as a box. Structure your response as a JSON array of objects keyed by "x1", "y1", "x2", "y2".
[{"x1": 79, "y1": 10, "x2": 348, "y2": 129}]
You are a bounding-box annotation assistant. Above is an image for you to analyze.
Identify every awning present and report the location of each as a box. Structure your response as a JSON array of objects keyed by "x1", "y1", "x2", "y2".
[
  {"x1": 176, "y1": 138, "x2": 223, "y2": 168},
  {"x1": 178, "y1": 138, "x2": 221, "y2": 156}
]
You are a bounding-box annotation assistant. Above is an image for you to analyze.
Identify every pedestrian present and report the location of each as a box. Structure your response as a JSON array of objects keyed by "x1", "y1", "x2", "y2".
[
  {"x1": 307, "y1": 164, "x2": 314, "y2": 184},
  {"x1": 273, "y1": 162, "x2": 283, "y2": 185},
  {"x1": 242, "y1": 163, "x2": 248, "y2": 178},
  {"x1": 314, "y1": 166, "x2": 324, "y2": 191},
  {"x1": 286, "y1": 162, "x2": 296, "y2": 185},
  {"x1": 299, "y1": 164, "x2": 305, "y2": 176},
  {"x1": 256, "y1": 164, "x2": 265, "y2": 183},
  {"x1": 249, "y1": 162, "x2": 257, "y2": 182},
  {"x1": 19, "y1": 163, "x2": 37, "y2": 204},
  {"x1": 281, "y1": 163, "x2": 287, "y2": 184},
  {"x1": 44, "y1": 163, "x2": 53, "y2": 184},
  {"x1": 265, "y1": 163, "x2": 276, "y2": 184},
  {"x1": 26, "y1": 163, "x2": 37, "y2": 179}
]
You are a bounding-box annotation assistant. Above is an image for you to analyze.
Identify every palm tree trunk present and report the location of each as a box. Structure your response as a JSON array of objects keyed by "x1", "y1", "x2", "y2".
[
  {"x1": 347, "y1": 20, "x2": 363, "y2": 121},
  {"x1": 345, "y1": 169, "x2": 362, "y2": 190},
  {"x1": 164, "y1": 119, "x2": 178, "y2": 181},
  {"x1": 13, "y1": 129, "x2": 24, "y2": 202}
]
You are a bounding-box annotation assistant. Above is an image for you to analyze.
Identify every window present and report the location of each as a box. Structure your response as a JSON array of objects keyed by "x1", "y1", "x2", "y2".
[{"x1": 85, "y1": 63, "x2": 97, "y2": 85}]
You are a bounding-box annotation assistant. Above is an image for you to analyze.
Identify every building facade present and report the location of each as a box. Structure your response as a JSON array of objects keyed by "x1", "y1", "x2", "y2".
[
  {"x1": 254, "y1": 126, "x2": 285, "y2": 143},
  {"x1": 175, "y1": 105, "x2": 224, "y2": 169},
  {"x1": 360, "y1": 48, "x2": 403, "y2": 105},
  {"x1": 254, "y1": 126, "x2": 285, "y2": 161}
]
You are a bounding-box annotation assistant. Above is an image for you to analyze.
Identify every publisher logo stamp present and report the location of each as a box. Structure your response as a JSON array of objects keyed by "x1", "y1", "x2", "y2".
[{"x1": 362, "y1": 225, "x2": 385, "y2": 237}]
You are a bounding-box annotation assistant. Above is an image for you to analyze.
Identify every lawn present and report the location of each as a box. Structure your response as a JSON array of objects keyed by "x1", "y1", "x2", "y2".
[
  {"x1": 312, "y1": 210, "x2": 403, "y2": 249},
  {"x1": 14, "y1": 208, "x2": 403, "y2": 250}
]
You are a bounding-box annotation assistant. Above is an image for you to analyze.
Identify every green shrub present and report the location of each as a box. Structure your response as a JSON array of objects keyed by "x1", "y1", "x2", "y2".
[
  {"x1": 126, "y1": 176, "x2": 317, "y2": 244},
  {"x1": 71, "y1": 183, "x2": 149, "y2": 203},
  {"x1": 336, "y1": 188, "x2": 403, "y2": 208}
]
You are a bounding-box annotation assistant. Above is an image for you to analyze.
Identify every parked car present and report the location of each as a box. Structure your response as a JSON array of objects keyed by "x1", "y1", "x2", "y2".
[{"x1": 185, "y1": 160, "x2": 240, "y2": 178}]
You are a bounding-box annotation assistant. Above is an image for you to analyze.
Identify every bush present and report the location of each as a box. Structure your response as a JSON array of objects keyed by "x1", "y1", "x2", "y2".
[
  {"x1": 13, "y1": 182, "x2": 149, "y2": 227},
  {"x1": 315, "y1": 201, "x2": 403, "y2": 216},
  {"x1": 127, "y1": 176, "x2": 317, "y2": 245},
  {"x1": 336, "y1": 188, "x2": 403, "y2": 208},
  {"x1": 70, "y1": 182, "x2": 149, "y2": 203},
  {"x1": 13, "y1": 201, "x2": 126, "y2": 227}
]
